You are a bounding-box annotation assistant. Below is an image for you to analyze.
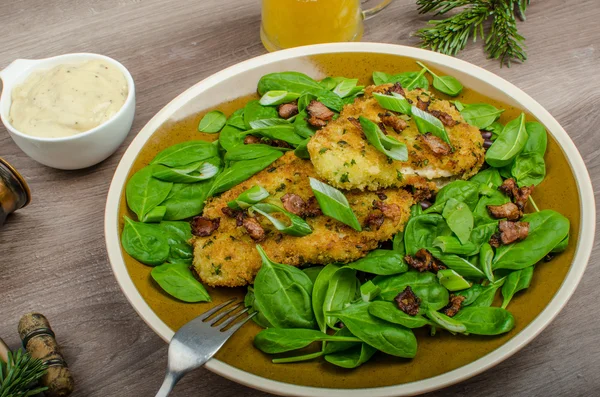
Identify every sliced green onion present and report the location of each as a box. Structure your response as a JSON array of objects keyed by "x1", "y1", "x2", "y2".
[
  {"x1": 309, "y1": 177, "x2": 361, "y2": 231},
  {"x1": 141, "y1": 206, "x2": 166, "y2": 223},
  {"x1": 432, "y1": 236, "x2": 478, "y2": 256},
  {"x1": 426, "y1": 309, "x2": 467, "y2": 333},
  {"x1": 251, "y1": 202, "x2": 313, "y2": 237},
  {"x1": 333, "y1": 78, "x2": 359, "y2": 98},
  {"x1": 358, "y1": 116, "x2": 408, "y2": 161},
  {"x1": 373, "y1": 92, "x2": 412, "y2": 115},
  {"x1": 259, "y1": 90, "x2": 301, "y2": 106},
  {"x1": 437, "y1": 269, "x2": 472, "y2": 291},
  {"x1": 227, "y1": 185, "x2": 270, "y2": 210},
  {"x1": 411, "y1": 105, "x2": 453, "y2": 147},
  {"x1": 360, "y1": 281, "x2": 381, "y2": 302}
]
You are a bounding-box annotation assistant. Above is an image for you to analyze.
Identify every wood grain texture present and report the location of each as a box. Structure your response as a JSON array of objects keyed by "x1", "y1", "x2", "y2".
[{"x1": 0, "y1": 0, "x2": 599, "y2": 396}]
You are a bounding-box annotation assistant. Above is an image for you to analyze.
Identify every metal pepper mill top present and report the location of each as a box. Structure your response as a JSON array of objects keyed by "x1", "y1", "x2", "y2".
[{"x1": 0, "y1": 157, "x2": 31, "y2": 227}]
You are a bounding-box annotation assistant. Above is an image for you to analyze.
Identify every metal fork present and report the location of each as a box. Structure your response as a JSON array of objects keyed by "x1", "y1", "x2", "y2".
[{"x1": 155, "y1": 298, "x2": 256, "y2": 397}]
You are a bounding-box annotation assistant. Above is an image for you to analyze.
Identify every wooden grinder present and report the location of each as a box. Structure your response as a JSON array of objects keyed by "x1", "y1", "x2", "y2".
[{"x1": 18, "y1": 313, "x2": 74, "y2": 397}]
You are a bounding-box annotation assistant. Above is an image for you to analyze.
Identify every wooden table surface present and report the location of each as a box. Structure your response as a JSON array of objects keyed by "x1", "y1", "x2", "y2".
[{"x1": 1, "y1": 1, "x2": 599, "y2": 396}]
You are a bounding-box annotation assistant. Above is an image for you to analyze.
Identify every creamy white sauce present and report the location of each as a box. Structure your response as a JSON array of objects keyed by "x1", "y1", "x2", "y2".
[{"x1": 9, "y1": 60, "x2": 128, "y2": 138}]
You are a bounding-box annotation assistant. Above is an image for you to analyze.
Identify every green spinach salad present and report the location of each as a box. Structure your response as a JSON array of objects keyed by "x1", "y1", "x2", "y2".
[{"x1": 121, "y1": 62, "x2": 570, "y2": 369}]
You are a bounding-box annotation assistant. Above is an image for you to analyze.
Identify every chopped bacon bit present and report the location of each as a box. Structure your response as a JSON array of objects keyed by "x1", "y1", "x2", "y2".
[
  {"x1": 430, "y1": 109, "x2": 457, "y2": 127},
  {"x1": 412, "y1": 188, "x2": 435, "y2": 202},
  {"x1": 304, "y1": 196, "x2": 322, "y2": 217},
  {"x1": 380, "y1": 112, "x2": 408, "y2": 133},
  {"x1": 499, "y1": 220, "x2": 530, "y2": 245},
  {"x1": 221, "y1": 206, "x2": 244, "y2": 226},
  {"x1": 270, "y1": 139, "x2": 292, "y2": 149},
  {"x1": 417, "y1": 96, "x2": 430, "y2": 111},
  {"x1": 489, "y1": 233, "x2": 502, "y2": 248},
  {"x1": 487, "y1": 202, "x2": 522, "y2": 221},
  {"x1": 281, "y1": 193, "x2": 306, "y2": 216},
  {"x1": 191, "y1": 216, "x2": 220, "y2": 237},
  {"x1": 405, "y1": 248, "x2": 446, "y2": 273},
  {"x1": 278, "y1": 102, "x2": 298, "y2": 119},
  {"x1": 443, "y1": 295, "x2": 466, "y2": 317},
  {"x1": 307, "y1": 100, "x2": 334, "y2": 128},
  {"x1": 377, "y1": 192, "x2": 388, "y2": 201},
  {"x1": 242, "y1": 217, "x2": 265, "y2": 241},
  {"x1": 499, "y1": 178, "x2": 534, "y2": 211},
  {"x1": 418, "y1": 133, "x2": 452, "y2": 156},
  {"x1": 394, "y1": 286, "x2": 421, "y2": 316},
  {"x1": 499, "y1": 178, "x2": 519, "y2": 199},
  {"x1": 347, "y1": 117, "x2": 362, "y2": 131},
  {"x1": 244, "y1": 135, "x2": 261, "y2": 145},
  {"x1": 364, "y1": 210, "x2": 385, "y2": 230},
  {"x1": 515, "y1": 185, "x2": 534, "y2": 211},
  {"x1": 378, "y1": 122, "x2": 388, "y2": 135},
  {"x1": 373, "y1": 200, "x2": 402, "y2": 221},
  {"x1": 386, "y1": 82, "x2": 406, "y2": 97}
]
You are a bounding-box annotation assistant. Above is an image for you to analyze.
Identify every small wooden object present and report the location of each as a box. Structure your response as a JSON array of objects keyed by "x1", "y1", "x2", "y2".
[
  {"x1": 18, "y1": 313, "x2": 74, "y2": 397},
  {"x1": 0, "y1": 337, "x2": 9, "y2": 363}
]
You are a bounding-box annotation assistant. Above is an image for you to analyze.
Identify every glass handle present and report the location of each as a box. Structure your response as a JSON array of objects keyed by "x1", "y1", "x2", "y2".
[{"x1": 361, "y1": 0, "x2": 393, "y2": 20}]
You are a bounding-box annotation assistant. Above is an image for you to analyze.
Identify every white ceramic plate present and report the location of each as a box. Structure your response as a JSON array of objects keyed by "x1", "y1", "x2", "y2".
[{"x1": 104, "y1": 43, "x2": 595, "y2": 396}]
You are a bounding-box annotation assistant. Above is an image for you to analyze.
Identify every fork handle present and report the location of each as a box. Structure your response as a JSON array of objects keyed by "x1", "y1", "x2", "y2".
[{"x1": 155, "y1": 371, "x2": 183, "y2": 397}]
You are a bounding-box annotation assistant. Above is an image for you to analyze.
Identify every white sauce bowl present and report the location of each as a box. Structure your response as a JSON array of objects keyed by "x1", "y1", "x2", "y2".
[{"x1": 0, "y1": 53, "x2": 135, "y2": 170}]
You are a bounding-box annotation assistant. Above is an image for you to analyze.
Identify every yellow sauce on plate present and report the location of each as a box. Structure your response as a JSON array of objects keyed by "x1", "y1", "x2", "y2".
[{"x1": 9, "y1": 60, "x2": 128, "y2": 138}]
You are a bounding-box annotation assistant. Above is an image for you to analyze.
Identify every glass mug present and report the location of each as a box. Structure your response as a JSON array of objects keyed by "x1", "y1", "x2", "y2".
[{"x1": 261, "y1": 0, "x2": 393, "y2": 52}]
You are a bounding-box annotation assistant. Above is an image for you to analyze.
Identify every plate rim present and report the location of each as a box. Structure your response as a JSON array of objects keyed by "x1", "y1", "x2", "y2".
[{"x1": 104, "y1": 42, "x2": 596, "y2": 397}]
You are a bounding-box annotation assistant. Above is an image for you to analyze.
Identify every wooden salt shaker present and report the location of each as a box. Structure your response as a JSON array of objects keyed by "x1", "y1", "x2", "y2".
[{"x1": 18, "y1": 313, "x2": 74, "y2": 397}]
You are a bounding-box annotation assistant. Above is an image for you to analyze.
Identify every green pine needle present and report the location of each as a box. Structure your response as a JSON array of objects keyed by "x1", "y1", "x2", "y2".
[
  {"x1": 415, "y1": 0, "x2": 530, "y2": 67},
  {"x1": 0, "y1": 350, "x2": 47, "y2": 397}
]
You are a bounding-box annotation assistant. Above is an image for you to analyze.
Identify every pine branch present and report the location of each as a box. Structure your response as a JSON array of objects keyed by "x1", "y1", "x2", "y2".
[
  {"x1": 415, "y1": 0, "x2": 530, "y2": 66},
  {"x1": 415, "y1": 3, "x2": 492, "y2": 56},
  {"x1": 416, "y1": 0, "x2": 479, "y2": 15},
  {"x1": 485, "y1": 1, "x2": 527, "y2": 67},
  {"x1": 0, "y1": 350, "x2": 47, "y2": 397}
]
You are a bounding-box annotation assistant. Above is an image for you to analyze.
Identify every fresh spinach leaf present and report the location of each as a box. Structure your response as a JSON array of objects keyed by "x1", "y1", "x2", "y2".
[
  {"x1": 226, "y1": 108, "x2": 246, "y2": 130},
  {"x1": 219, "y1": 124, "x2": 245, "y2": 151},
  {"x1": 253, "y1": 245, "x2": 316, "y2": 329},
  {"x1": 470, "y1": 278, "x2": 505, "y2": 307},
  {"x1": 393, "y1": 232, "x2": 406, "y2": 255},
  {"x1": 431, "y1": 250, "x2": 485, "y2": 278},
  {"x1": 293, "y1": 110, "x2": 316, "y2": 138},
  {"x1": 389, "y1": 70, "x2": 429, "y2": 90},
  {"x1": 455, "y1": 284, "x2": 483, "y2": 306},
  {"x1": 294, "y1": 138, "x2": 310, "y2": 159},
  {"x1": 328, "y1": 301, "x2": 418, "y2": 358},
  {"x1": 486, "y1": 113, "x2": 528, "y2": 167},
  {"x1": 368, "y1": 301, "x2": 432, "y2": 328},
  {"x1": 404, "y1": 213, "x2": 452, "y2": 255},
  {"x1": 312, "y1": 264, "x2": 341, "y2": 332},
  {"x1": 473, "y1": 189, "x2": 510, "y2": 225},
  {"x1": 470, "y1": 168, "x2": 503, "y2": 188},
  {"x1": 121, "y1": 216, "x2": 170, "y2": 266},
  {"x1": 243, "y1": 100, "x2": 279, "y2": 129},
  {"x1": 511, "y1": 152, "x2": 546, "y2": 186},
  {"x1": 453, "y1": 307, "x2": 515, "y2": 335},
  {"x1": 209, "y1": 152, "x2": 283, "y2": 196},
  {"x1": 346, "y1": 249, "x2": 408, "y2": 275},
  {"x1": 251, "y1": 202, "x2": 313, "y2": 237},
  {"x1": 224, "y1": 144, "x2": 287, "y2": 161},
  {"x1": 493, "y1": 210, "x2": 570, "y2": 270},
  {"x1": 551, "y1": 234, "x2": 569, "y2": 253},
  {"x1": 479, "y1": 242, "x2": 495, "y2": 283},
  {"x1": 151, "y1": 140, "x2": 219, "y2": 168},
  {"x1": 425, "y1": 309, "x2": 467, "y2": 333},
  {"x1": 244, "y1": 286, "x2": 273, "y2": 328},
  {"x1": 151, "y1": 263, "x2": 211, "y2": 302},
  {"x1": 324, "y1": 343, "x2": 377, "y2": 369},
  {"x1": 158, "y1": 221, "x2": 193, "y2": 265},
  {"x1": 373, "y1": 271, "x2": 437, "y2": 300},
  {"x1": 227, "y1": 185, "x2": 270, "y2": 210},
  {"x1": 244, "y1": 125, "x2": 305, "y2": 146},
  {"x1": 333, "y1": 78, "x2": 359, "y2": 98},
  {"x1": 523, "y1": 121, "x2": 547, "y2": 156},
  {"x1": 152, "y1": 159, "x2": 220, "y2": 183},
  {"x1": 425, "y1": 180, "x2": 480, "y2": 213},
  {"x1": 126, "y1": 166, "x2": 173, "y2": 221},
  {"x1": 303, "y1": 266, "x2": 324, "y2": 284},
  {"x1": 160, "y1": 181, "x2": 211, "y2": 220},
  {"x1": 460, "y1": 103, "x2": 504, "y2": 129},
  {"x1": 442, "y1": 198, "x2": 474, "y2": 244},
  {"x1": 501, "y1": 266, "x2": 534, "y2": 309},
  {"x1": 254, "y1": 328, "x2": 360, "y2": 354},
  {"x1": 372, "y1": 71, "x2": 391, "y2": 85},
  {"x1": 416, "y1": 62, "x2": 463, "y2": 96},
  {"x1": 324, "y1": 268, "x2": 359, "y2": 328},
  {"x1": 198, "y1": 110, "x2": 226, "y2": 133}
]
